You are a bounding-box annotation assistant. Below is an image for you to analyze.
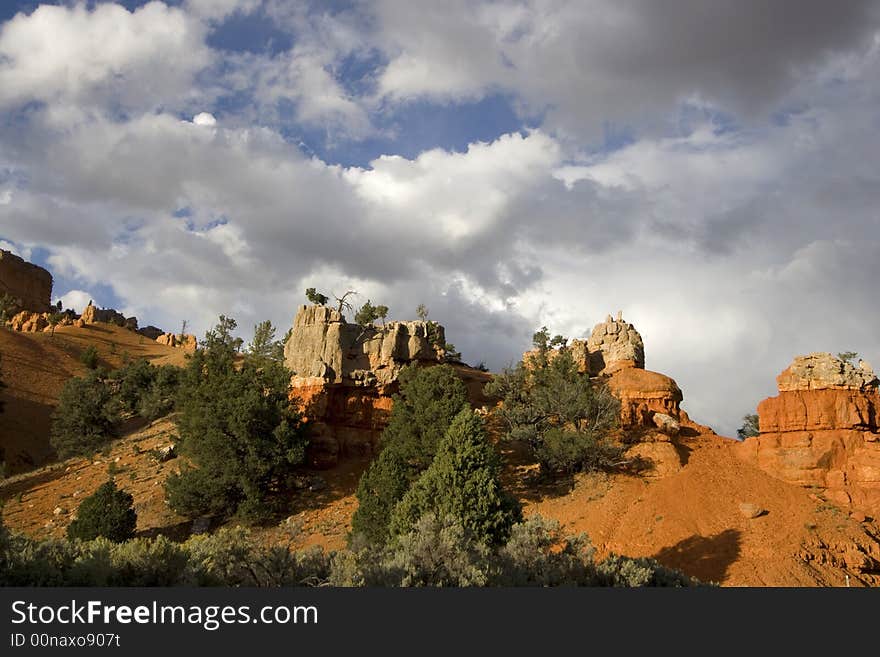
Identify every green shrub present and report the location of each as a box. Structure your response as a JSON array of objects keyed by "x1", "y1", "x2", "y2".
[
  {"x1": 354, "y1": 300, "x2": 389, "y2": 326},
  {"x1": 0, "y1": 511, "x2": 703, "y2": 588},
  {"x1": 737, "y1": 413, "x2": 759, "y2": 440},
  {"x1": 67, "y1": 480, "x2": 137, "y2": 542},
  {"x1": 165, "y1": 316, "x2": 308, "y2": 523},
  {"x1": 390, "y1": 409, "x2": 522, "y2": 545},
  {"x1": 494, "y1": 516, "x2": 597, "y2": 586},
  {"x1": 245, "y1": 320, "x2": 285, "y2": 367},
  {"x1": 50, "y1": 371, "x2": 116, "y2": 458},
  {"x1": 595, "y1": 554, "x2": 700, "y2": 587},
  {"x1": 79, "y1": 345, "x2": 100, "y2": 370},
  {"x1": 485, "y1": 334, "x2": 622, "y2": 475}
]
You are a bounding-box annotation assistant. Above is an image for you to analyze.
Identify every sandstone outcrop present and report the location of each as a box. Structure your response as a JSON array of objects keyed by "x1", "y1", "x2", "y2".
[
  {"x1": 155, "y1": 332, "x2": 197, "y2": 350},
  {"x1": 284, "y1": 305, "x2": 487, "y2": 468},
  {"x1": 585, "y1": 312, "x2": 645, "y2": 374},
  {"x1": 284, "y1": 305, "x2": 445, "y2": 387},
  {"x1": 777, "y1": 352, "x2": 877, "y2": 392},
  {"x1": 0, "y1": 249, "x2": 52, "y2": 313},
  {"x1": 607, "y1": 366, "x2": 683, "y2": 428},
  {"x1": 81, "y1": 301, "x2": 137, "y2": 329},
  {"x1": 738, "y1": 353, "x2": 880, "y2": 518}
]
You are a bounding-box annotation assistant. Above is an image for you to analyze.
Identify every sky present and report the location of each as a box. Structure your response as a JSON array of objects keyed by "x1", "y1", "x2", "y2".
[{"x1": 1, "y1": 1, "x2": 879, "y2": 436}]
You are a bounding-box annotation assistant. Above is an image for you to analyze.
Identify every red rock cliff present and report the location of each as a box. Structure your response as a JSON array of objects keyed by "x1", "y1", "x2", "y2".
[
  {"x1": 738, "y1": 353, "x2": 880, "y2": 517},
  {"x1": 0, "y1": 250, "x2": 52, "y2": 313}
]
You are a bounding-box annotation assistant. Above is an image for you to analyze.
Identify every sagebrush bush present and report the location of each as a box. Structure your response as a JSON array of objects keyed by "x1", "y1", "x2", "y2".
[
  {"x1": 0, "y1": 511, "x2": 703, "y2": 587},
  {"x1": 67, "y1": 480, "x2": 137, "y2": 543}
]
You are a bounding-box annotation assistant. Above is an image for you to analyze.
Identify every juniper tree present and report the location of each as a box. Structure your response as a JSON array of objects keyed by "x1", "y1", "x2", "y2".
[
  {"x1": 67, "y1": 480, "x2": 137, "y2": 542},
  {"x1": 166, "y1": 316, "x2": 308, "y2": 522},
  {"x1": 485, "y1": 331, "x2": 621, "y2": 475},
  {"x1": 305, "y1": 287, "x2": 328, "y2": 306},
  {"x1": 247, "y1": 320, "x2": 285, "y2": 366},
  {"x1": 390, "y1": 409, "x2": 522, "y2": 545},
  {"x1": 351, "y1": 364, "x2": 469, "y2": 544}
]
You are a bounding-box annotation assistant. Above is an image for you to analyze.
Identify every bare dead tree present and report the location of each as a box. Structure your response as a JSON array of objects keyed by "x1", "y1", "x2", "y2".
[{"x1": 334, "y1": 290, "x2": 357, "y2": 316}]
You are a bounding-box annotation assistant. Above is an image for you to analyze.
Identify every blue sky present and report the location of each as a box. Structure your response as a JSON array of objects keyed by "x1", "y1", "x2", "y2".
[{"x1": 1, "y1": 1, "x2": 880, "y2": 435}]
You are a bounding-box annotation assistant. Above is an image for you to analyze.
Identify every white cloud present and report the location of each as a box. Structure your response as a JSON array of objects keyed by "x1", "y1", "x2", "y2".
[
  {"x1": 0, "y1": 2, "x2": 210, "y2": 113},
  {"x1": 185, "y1": 0, "x2": 261, "y2": 22},
  {"x1": 193, "y1": 112, "x2": 217, "y2": 127},
  {"x1": 57, "y1": 290, "x2": 96, "y2": 314},
  {"x1": 1, "y1": 1, "x2": 880, "y2": 438}
]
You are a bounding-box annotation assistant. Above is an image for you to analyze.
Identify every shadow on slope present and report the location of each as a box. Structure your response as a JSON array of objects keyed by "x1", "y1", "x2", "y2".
[{"x1": 652, "y1": 529, "x2": 742, "y2": 584}]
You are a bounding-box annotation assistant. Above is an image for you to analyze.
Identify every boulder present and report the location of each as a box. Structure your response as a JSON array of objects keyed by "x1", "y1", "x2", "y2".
[
  {"x1": 777, "y1": 353, "x2": 878, "y2": 392},
  {"x1": 738, "y1": 502, "x2": 766, "y2": 519},
  {"x1": 653, "y1": 412, "x2": 681, "y2": 436},
  {"x1": 0, "y1": 249, "x2": 52, "y2": 313}
]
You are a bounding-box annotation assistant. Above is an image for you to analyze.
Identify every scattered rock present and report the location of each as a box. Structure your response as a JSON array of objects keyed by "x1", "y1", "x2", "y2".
[
  {"x1": 81, "y1": 301, "x2": 136, "y2": 328},
  {"x1": 52, "y1": 506, "x2": 64, "y2": 516},
  {"x1": 738, "y1": 502, "x2": 766, "y2": 519},
  {"x1": 155, "y1": 332, "x2": 197, "y2": 350},
  {"x1": 652, "y1": 412, "x2": 681, "y2": 436},
  {"x1": 156, "y1": 445, "x2": 176, "y2": 462}
]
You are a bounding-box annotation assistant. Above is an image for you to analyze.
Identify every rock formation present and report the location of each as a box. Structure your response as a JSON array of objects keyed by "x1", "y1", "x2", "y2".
[
  {"x1": 738, "y1": 353, "x2": 880, "y2": 518},
  {"x1": 0, "y1": 249, "x2": 53, "y2": 314},
  {"x1": 606, "y1": 366, "x2": 683, "y2": 428},
  {"x1": 81, "y1": 301, "x2": 137, "y2": 329},
  {"x1": 284, "y1": 305, "x2": 446, "y2": 387},
  {"x1": 522, "y1": 312, "x2": 712, "y2": 477},
  {"x1": 155, "y1": 332, "x2": 197, "y2": 350},
  {"x1": 584, "y1": 312, "x2": 645, "y2": 374},
  {"x1": 284, "y1": 305, "x2": 487, "y2": 468}
]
